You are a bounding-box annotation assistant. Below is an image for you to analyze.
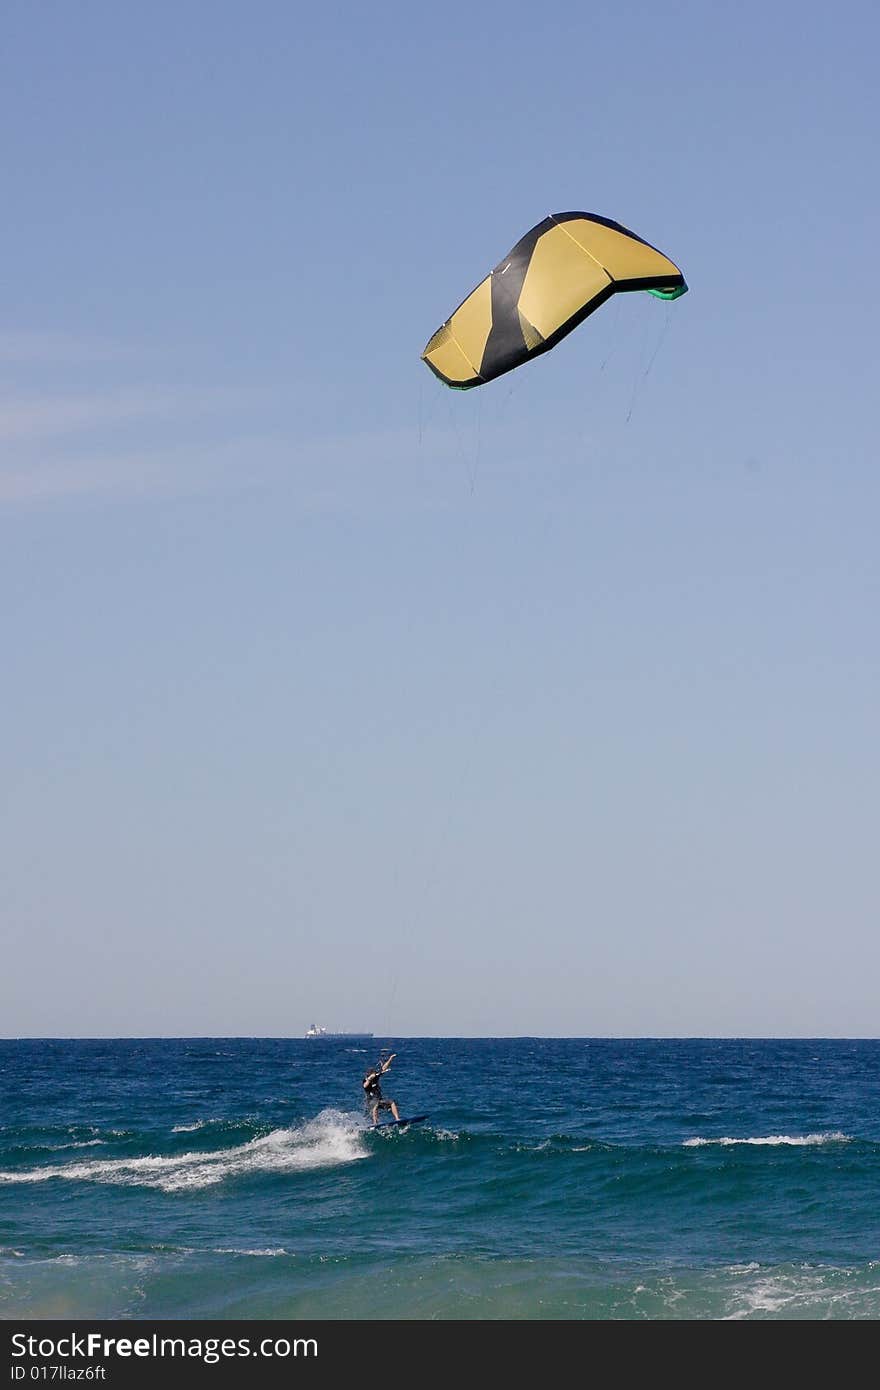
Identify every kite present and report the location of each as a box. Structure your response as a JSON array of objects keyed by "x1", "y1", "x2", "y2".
[{"x1": 421, "y1": 212, "x2": 686, "y2": 389}]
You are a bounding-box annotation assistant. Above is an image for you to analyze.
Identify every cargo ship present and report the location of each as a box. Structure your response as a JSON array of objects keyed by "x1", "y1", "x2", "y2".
[{"x1": 305, "y1": 1024, "x2": 374, "y2": 1040}]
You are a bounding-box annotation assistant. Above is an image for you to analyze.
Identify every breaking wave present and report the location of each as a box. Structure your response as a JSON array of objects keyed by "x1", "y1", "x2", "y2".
[
  {"x1": 0, "y1": 1110, "x2": 368, "y2": 1193},
  {"x1": 683, "y1": 1132, "x2": 851, "y2": 1148}
]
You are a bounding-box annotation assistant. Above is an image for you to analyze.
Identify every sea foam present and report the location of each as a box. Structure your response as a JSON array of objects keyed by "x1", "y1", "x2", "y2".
[
  {"x1": 0, "y1": 1109, "x2": 368, "y2": 1193},
  {"x1": 683, "y1": 1131, "x2": 850, "y2": 1148}
]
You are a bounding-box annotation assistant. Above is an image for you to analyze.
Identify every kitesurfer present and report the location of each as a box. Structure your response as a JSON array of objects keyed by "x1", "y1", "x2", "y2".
[{"x1": 363, "y1": 1052, "x2": 400, "y2": 1125}]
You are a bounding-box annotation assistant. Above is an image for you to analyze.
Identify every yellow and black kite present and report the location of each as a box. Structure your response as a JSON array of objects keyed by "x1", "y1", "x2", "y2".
[{"x1": 421, "y1": 212, "x2": 686, "y2": 389}]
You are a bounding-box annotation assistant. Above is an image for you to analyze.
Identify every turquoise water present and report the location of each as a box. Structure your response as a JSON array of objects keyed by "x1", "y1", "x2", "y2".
[{"x1": 2, "y1": 1038, "x2": 880, "y2": 1319}]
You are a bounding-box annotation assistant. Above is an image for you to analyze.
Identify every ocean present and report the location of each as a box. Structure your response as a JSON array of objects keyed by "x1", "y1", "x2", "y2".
[{"x1": 2, "y1": 1037, "x2": 879, "y2": 1321}]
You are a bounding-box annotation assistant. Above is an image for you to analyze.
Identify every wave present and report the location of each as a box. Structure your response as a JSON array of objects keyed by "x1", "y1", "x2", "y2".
[
  {"x1": 171, "y1": 1119, "x2": 228, "y2": 1134},
  {"x1": 212, "y1": 1247, "x2": 292, "y2": 1257},
  {"x1": 7, "y1": 1251, "x2": 877, "y2": 1320},
  {"x1": 716, "y1": 1262, "x2": 880, "y2": 1320},
  {"x1": 0, "y1": 1110, "x2": 368, "y2": 1193},
  {"x1": 683, "y1": 1132, "x2": 852, "y2": 1148}
]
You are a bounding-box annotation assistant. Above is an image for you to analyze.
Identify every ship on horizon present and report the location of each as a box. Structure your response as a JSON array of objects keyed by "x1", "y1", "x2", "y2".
[{"x1": 305, "y1": 1024, "x2": 374, "y2": 1040}]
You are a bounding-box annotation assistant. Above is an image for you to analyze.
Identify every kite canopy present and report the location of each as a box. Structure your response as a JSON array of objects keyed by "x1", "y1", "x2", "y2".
[{"x1": 421, "y1": 212, "x2": 687, "y2": 390}]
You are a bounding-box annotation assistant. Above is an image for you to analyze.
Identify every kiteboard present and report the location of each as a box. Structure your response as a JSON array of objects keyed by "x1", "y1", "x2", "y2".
[{"x1": 373, "y1": 1114, "x2": 428, "y2": 1129}]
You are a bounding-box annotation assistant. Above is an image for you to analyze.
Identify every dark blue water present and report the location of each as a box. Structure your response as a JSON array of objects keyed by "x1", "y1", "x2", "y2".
[{"x1": 2, "y1": 1038, "x2": 879, "y2": 1319}]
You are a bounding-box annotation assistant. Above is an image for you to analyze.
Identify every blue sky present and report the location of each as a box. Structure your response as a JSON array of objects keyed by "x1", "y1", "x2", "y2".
[{"x1": 2, "y1": 2, "x2": 878, "y2": 1037}]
